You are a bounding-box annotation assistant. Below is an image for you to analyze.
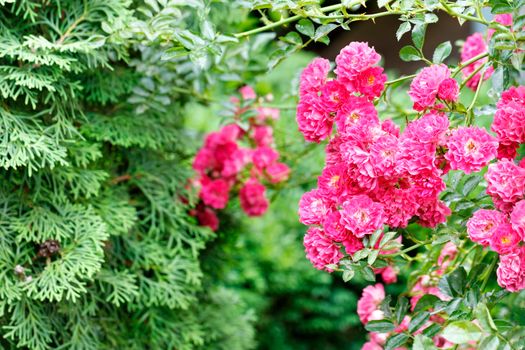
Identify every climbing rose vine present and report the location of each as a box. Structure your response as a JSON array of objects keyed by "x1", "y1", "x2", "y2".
[{"x1": 294, "y1": 7, "x2": 525, "y2": 349}]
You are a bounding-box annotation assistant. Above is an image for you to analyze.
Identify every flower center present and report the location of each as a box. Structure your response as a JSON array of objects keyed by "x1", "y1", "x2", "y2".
[
  {"x1": 465, "y1": 139, "x2": 477, "y2": 153},
  {"x1": 368, "y1": 75, "x2": 375, "y2": 85},
  {"x1": 329, "y1": 175, "x2": 340, "y2": 187}
]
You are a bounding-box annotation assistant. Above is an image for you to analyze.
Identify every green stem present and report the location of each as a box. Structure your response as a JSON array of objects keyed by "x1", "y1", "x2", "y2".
[
  {"x1": 382, "y1": 240, "x2": 432, "y2": 257},
  {"x1": 480, "y1": 256, "x2": 498, "y2": 291},
  {"x1": 234, "y1": 2, "x2": 361, "y2": 38},
  {"x1": 459, "y1": 61, "x2": 487, "y2": 91},
  {"x1": 439, "y1": 0, "x2": 489, "y2": 25},
  {"x1": 452, "y1": 52, "x2": 489, "y2": 77},
  {"x1": 465, "y1": 67, "x2": 486, "y2": 125},
  {"x1": 385, "y1": 74, "x2": 417, "y2": 86}
]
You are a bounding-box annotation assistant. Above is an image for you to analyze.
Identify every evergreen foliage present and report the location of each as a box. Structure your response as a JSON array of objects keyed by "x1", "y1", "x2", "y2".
[{"x1": 0, "y1": 1, "x2": 258, "y2": 349}]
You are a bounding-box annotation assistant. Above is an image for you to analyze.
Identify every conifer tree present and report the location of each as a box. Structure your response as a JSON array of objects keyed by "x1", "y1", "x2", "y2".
[{"x1": 0, "y1": 1, "x2": 257, "y2": 349}]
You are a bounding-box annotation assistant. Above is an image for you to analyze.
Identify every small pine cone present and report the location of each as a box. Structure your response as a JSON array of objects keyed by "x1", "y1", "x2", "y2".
[{"x1": 37, "y1": 240, "x2": 61, "y2": 258}]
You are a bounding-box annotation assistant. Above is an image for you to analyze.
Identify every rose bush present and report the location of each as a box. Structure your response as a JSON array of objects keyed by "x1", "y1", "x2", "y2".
[{"x1": 235, "y1": 0, "x2": 525, "y2": 348}]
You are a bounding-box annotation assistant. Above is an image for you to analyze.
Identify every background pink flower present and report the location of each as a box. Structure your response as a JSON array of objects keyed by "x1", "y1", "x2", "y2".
[
  {"x1": 239, "y1": 178, "x2": 269, "y2": 216},
  {"x1": 200, "y1": 178, "x2": 230, "y2": 209},
  {"x1": 357, "y1": 283, "x2": 385, "y2": 324}
]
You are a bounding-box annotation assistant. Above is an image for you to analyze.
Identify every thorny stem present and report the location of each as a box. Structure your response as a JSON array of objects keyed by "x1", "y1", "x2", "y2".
[
  {"x1": 382, "y1": 240, "x2": 432, "y2": 257},
  {"x1": 234, "y1": 2, "x2": 361, "y2": 38},
  {"x1": 452, "y1": 52, "x2": 489, "y2": 77},
  {"x1": 465, "y1": 66, "x2": 487, "y2": 125},
  {"x1": 459, "y1": 61, "x2": 487, "y2": 91}
]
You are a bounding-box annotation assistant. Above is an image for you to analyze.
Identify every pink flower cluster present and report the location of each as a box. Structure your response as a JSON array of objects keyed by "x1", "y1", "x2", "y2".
[
  {"x1": 298, "y1": 43, "x2": 460, "y2": 272},
  {"x1": 466, "y1": 86, "x2": 525, "y2": 292},
  {"x1": 191, "y1": 86, "x2": 290, "y2": 231}
]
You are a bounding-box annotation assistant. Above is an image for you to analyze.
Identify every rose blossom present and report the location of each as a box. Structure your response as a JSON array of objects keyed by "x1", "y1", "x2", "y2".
[
  {"x1": 511, "y1": 200, "x2": 525, "y2": 239},
  {"x1": 200, "y1": 178, "x2": 230, "y2": 209},
  {"x1": 303, "y1": 227, "x2": 343, "y2": 271},
  {"x1": 340, "y1": 195, "x2": 385, "y2": 237},
  {"x1": 485, "y1": 159, "x2": 525, "y2": 205},
  {"x1": 239, "y1": 85, "x2": 256, "y2": 100},
  {"x1": 497, "y1": 141, "x2": 519, "y2": 160},
  {"x1": 298, "y1": 189, "x2": 332, "y2": 225},
  {"x1": 320, "y1": 80, "x2": 349, "y2": 111},
  {"x1": 252, "y1": 146, "x2": 279, "y2": 170},
  {"x1": 492, "y1": 86, "x2": 525, "y2": 144},
  {"x1": 352, "y1": 66, "x2": 387, "y2": 99},
  {"x1": 265, "y1": 162, "x2": 290, "y2": 183},
  {"x1": 335, "y1": 42, "x2": 381, "y2": 85},
  {"x1": 357, "y1": 283, "x2": 385, "y2": 324},
  {"x1": 252, "y1": 125, "x2": 274, "y2": 147},
  {"x1": 408, "y1": 64, "x2": 459, "y2": 111},
  {"x1": 445, "y1": 126, "x2": 498, "y2": 174},
  {"x1": 467, "y1": 209, "x2": 507, "y2": 246},
  {"x1": 299, "y1": 57, "x2": 331, "y2": 97},
  {"x1": 239, "y1": 178, "x2": 269, "y2": 216},
  {"x1": 335, "y1": 96, "x2": 379, "y2": 136},
  {"x1": 489, "y1": 223, "x2": 521, "y2": 255},
  {"x1": 196, "y1": 206, "x2": 219, "y2": 231},
  {"x1": 497, "y1": 247, "x2": 525, "y2": 292},
  {"x1": 296, "y1": 95, "x2": 333, "y2": 143}
]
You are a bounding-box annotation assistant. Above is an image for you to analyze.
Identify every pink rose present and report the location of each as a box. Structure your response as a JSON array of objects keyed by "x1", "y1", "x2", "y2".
[
  {"x1": 265, "y1": 162, "x2": 290, "y2": 183},
  {"x1": 239, "y1": 178, "x2": 269, "y2": 217},
  {"x1": 489, "y1": 223, "x2": 521, "y2": 255},
  {"x1": 357, "y1": 283, "x2": 385, "y2": 324},
  {"x1": 467, "y1": 209, "x2": 506, "y2": 246},
  {"x1": 303, "y1": 227, "x2": 343, "y2": 271},
  {"x1": 200, "y1": 178, "x2": 230, "y2": 209},
  {"x1": 497, "y1": 247, "x2": 525, "y2": 292}
]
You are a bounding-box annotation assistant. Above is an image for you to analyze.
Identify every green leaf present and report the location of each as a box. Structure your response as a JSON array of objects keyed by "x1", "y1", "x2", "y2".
[
  {"x1": 342, "y1": 268, "x2": 355, "y2": 282},
  {"x1": 352, "y1": 249, "x2": 369, "y2": 262},
  {"x1": 474, "y1": 303, "x2": 497, "y2": 332},
  {"x1": 409, "y1": 311, "x2": 430, "y2": 333},
  {"x1": 296, "y1": 19, "x2": 315, "y2": 38},
  {"x1": 362, "y1": 266, "x2": 376, "y2": 282},
  {"x1": 384, "y1": 333, "x2": 409, "y2": 350},
  {"x1": 399, "y1": 45, "x2": 421, "y2": 61},
  {"x1": 462, "y1": 174, "x2": 482, "y2": 197},
  {"x1": 369, "y1": 230, "x2": 382, "y2": 248},
  {"x1": 396, "y1": 22, "x2": 411, "y2": 41},
  {"x1": 412, "y1": 23, "x2": 427, "y2": 49},
  {"x1": 442, "y1": 321, "x2": 483, "y2": 344},
  {"x1": 413, "y1": 334, "x2": 438, "y2": 350},
  {"x1": 378, "y1": 0, "x2": 392, "y2": 8},
  {"x1": 433, "y1": 41, "x2": 452, "y2": 64},
  {"x1": 439, "y1": 267, "x2": 466, "y2": 297},
  {"x1": 314, "y1": 24, "x2": 338, "y2": 43},
  {"x1": 478, "y1": 335, "x2": 500, "y2": 350},
  {"x1": 489, "y1": 0, "x2": 512, "y2": 14},
  {"x1": 365, "y1": 319, "x2": 395, "y2": 333},
  {"x1": 414, "y1": 294, "x2": 441, "y2": 312},
  {"x1": 422, "y1": 323, "x2": 442, "y2": 337},
  {"x1": 280, "y1": 32, "x2": 302, "y2": 45},
  {"x1": 395, "y1": 297, "x2": 409, "y2": 324},
  {"x1": 368, "y1": 249, "x2": 379, "y2": 265}
]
